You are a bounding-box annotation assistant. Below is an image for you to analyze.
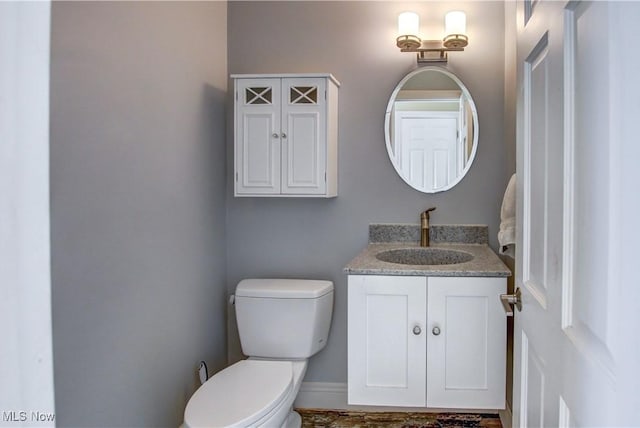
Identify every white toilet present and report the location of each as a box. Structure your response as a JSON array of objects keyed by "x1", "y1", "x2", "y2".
[{"x1": 183, "y1": 278, "x2": 334, "y2": 428}]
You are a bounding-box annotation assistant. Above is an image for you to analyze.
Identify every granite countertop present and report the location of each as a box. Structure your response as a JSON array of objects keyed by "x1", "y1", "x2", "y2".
[{"x1": 343, "y1": 224, "x2": 512, "y2": 277}]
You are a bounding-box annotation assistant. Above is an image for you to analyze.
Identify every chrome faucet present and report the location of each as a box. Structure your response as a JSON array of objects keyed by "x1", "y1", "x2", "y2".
[{"x1": 420, "y1": 207, "x2": 436, "y2": 247}]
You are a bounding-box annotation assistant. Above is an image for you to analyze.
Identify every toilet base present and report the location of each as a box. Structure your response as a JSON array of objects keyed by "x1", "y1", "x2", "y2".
[{"x1": 283, "y1": 410, "x2": 301, "y2": 428}]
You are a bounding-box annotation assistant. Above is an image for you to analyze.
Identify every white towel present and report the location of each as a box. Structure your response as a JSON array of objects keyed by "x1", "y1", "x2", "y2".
[{"x1": 498, "y1": 174, "x2": 516, "y2": 258}]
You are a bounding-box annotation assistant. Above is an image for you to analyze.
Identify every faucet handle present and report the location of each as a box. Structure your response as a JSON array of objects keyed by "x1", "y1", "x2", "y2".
[{"x1": 422, "y1": 207, "x2": 436, "y2": 219}]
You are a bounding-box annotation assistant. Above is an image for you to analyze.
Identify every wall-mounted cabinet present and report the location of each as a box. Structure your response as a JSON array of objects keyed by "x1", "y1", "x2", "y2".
[
  {"x1": 232, "y1": 74, "x2": 339, "y2": 197},
  {"x1": 347, "y1": 274, "x2": 506, "y2": 410}
]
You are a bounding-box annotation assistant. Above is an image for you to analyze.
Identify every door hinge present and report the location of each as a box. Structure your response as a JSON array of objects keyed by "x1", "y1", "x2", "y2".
[
  {"x1": 324, "y1": 171, "x2": 327, "y2": 182},
  {"x1": 235, "y1": 172, "x2": 238, "y2": 181},
  {"x1": 235, "y1": 91, "x2": 238, "y2": 101}
]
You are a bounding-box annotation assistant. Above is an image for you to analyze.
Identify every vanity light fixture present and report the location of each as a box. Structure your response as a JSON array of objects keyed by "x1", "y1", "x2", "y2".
[{"x1": 396, "y1": 11, "x2": 468, "y2": 63}]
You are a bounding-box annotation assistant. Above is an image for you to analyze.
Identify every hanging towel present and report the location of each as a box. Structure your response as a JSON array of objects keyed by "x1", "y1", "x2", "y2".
[{"x1": 498, "y1": 173, "x2": 516, "y2": 258}]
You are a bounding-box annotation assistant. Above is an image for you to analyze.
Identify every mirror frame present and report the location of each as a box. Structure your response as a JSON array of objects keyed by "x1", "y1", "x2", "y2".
[{"x1": 384, "y1": 66, "x2": 479, "y2": 193}]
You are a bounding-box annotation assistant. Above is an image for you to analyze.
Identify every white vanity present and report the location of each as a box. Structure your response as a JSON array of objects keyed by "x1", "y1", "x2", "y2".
[{"x1": 344, "y1": 224, "x2": 511, "y2": 410}]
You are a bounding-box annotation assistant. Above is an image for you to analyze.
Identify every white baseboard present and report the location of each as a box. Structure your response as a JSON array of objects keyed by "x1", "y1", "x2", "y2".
[
  {"x1": 294, "y1": 382, "x2": 347, "y2": 410},
  {"x1": 294, "y1": 382, "x2": 502, "y2": 414}
]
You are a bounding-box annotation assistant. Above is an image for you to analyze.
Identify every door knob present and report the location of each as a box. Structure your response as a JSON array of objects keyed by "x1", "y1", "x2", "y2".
[
  {"x1": 432, "y1": 326, "x2": 441, "y2": 336},
  {"x1": 500, "y1": 287, "x2": 522, "y2": 317},
  {"x1": 412, "y1": 325, "x2": 422, "y2": 335},
  {"x1": 281, "y1": 132, "x2": 287, "y2": 139},
  {"x1": 272, "y1": 133, "x2": 279, "y2": 138}
]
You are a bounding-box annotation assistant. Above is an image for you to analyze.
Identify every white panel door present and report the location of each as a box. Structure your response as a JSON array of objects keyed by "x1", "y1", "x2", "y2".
[
  {"x1": 347, "y1": 275, "x2": 427, "y2": 407},
  {"x1": 396, "y1": 112, "x2": 458, "y2": 191},
  {"x1": 235, "y1": 78, "x2": 281, "y2": 194},
  {"x1": 427, "y1": 277, "x2": 506, "y2": 409},
  {"x1": 281, "y1": 78, "x2": 326, "y2": 195},
  {"x1": 515, "y1": 2, "x2": 570, "y2": 425},
  {"x1": 514, "y1": 2, "x2": 640, "y2": 426}
]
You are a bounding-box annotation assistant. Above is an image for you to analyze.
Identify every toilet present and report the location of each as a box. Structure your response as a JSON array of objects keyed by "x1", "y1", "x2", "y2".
[{"x1": 183, "y1": 278, "x2": 334, "y2": 428}]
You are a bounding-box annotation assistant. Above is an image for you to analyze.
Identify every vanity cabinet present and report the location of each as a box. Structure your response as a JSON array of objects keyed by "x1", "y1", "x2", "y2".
[
  {"x1": 232, "y1": 74, "x2": 339, "y2": 197},
  {"x1": 347, "y1": 274, "x2": 506, "y2": 410},
  {"x1": 348, "y1": 275, "x2": 427, "y2": 406},
  {"x1": 426, "y1": 276, "x2": 506, "y2": 409}
]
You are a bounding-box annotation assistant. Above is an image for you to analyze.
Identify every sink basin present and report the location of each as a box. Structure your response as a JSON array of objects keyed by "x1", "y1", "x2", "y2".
[{"x1": 375, "y1": 248, "x2": 474, "y2": 266}]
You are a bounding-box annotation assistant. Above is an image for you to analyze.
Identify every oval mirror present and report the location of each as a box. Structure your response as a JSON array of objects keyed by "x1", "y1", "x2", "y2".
[{"x1": 384, "y1": 67, "x2": 478, "y2": 193}]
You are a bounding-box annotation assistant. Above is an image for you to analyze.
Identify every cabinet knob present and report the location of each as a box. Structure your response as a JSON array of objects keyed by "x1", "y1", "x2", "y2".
[
  {"x1": 412, "y1": 325, "x2": 422, "y2": 335},
  {"x1": 432, "y1": 326, "x2": 441, "y2": 336},
  {"x1": 281, "y1": 132, "x2": 287, "y2": 139},
  {"x1": 272, "y1": 133, "x2": 279, "y2": 138}
]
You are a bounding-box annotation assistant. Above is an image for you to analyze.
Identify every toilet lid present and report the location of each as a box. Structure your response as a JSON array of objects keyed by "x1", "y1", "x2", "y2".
[{"x1": 184, "y1": 360, "x2": 293, "y2": 428}]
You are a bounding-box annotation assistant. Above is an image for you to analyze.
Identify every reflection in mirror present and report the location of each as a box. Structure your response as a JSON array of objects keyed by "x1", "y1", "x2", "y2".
[{"x1": 384, "y1": 67, "x2": 478, "y2": 193}]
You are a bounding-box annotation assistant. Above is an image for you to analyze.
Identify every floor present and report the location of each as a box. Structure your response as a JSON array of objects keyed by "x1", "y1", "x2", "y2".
[{"x1": 297, "y1": 409, "x2": 503, "y2": 428}]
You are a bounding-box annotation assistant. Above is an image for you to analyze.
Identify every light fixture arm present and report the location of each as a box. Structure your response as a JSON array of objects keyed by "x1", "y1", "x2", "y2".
[{"x1": 398, "y1": 39, "x2": 465, "y2": 64}]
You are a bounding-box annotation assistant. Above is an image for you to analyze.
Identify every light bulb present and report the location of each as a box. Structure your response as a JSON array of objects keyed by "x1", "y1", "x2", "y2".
[
  {"x1": 396, "y1": 12, "x2": 421, "y2": 50},
  {"x1": 443, "y1": 11, "x2": 468, "y2": 49},
  {"x1": 398, "y1": 12, "x2": 419, "y2": 37},
  {"x1": 445, "y1": 11, "x2": 466, "y2": 36}
]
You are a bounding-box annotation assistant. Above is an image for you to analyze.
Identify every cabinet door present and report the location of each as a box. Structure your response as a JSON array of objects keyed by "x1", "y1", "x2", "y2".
[
  {"x1": 280, "y1": 78, "x2": 326, "y2": 195},
  {"x1": 348, "y1": 275, "x2": 427, "y2": 406},
  {"x1": 235, "y1": 79, "x2": 281, "y2": 195},
  {"x1": 426, "y1": 276, "x2": 506, "y2": 409}
]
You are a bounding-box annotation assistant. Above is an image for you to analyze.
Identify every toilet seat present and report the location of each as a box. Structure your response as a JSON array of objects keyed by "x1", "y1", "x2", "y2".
[{"x1": 184, "y1": 360, "x2": 293, "y2": 428}]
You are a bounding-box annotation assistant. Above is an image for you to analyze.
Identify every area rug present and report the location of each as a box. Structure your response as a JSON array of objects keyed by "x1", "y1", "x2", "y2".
[{"x1": 297, "y1": 409, "x2": 502, "y2": 428}]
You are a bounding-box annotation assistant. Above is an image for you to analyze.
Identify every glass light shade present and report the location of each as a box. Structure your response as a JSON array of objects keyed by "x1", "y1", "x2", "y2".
[
  {"x1": 445, "y1": 11, "x2": 466, "y2": 36},
  {"x1": 398, "y1": 12, "x2": 419, "y2": 37}
]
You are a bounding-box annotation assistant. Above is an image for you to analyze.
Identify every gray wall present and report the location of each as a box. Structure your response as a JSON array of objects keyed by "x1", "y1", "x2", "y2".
[
  {"x1": 227, "y1": 1, "x2": 509, "y2": 383},
  {"x1": 50, "y1": 2, "x2": 228, "y2": 426},
  {"x1": 504, "y1": 0, "x2": 517, "y2": 175}
]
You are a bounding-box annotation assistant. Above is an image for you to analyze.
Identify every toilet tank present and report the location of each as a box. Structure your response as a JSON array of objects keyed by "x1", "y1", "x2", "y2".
[{"x1": 234, "y1": 279, "x2": 334, "y2": 359}]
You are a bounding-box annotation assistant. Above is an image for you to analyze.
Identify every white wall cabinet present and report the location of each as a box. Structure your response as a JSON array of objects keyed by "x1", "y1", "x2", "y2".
[
  {"x1": 347, "y1": 274, "x2": 506, "y2": 410},
  {"x1": 232, "y1": 74, "x2": 339, "y2": 197}
]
